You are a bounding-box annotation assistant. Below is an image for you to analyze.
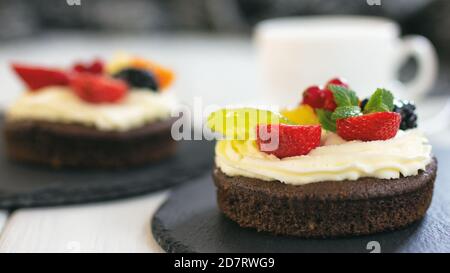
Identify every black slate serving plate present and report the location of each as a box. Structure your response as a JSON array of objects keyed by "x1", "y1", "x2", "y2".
[
  {"x1": 0, "y1": 118, "x2": 214, "y2": 209},
  {"x1": 152, "y1": 148, "x2": 450, "y2": 253}
]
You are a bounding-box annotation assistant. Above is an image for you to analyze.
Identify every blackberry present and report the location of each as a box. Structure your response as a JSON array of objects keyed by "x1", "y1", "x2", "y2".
[
  {"x1": 393, "y1": 100, "x2": 417, "y2": 130},
  {"x1": 113, "y1": 68, "x2": 159, "y2": 91},
  {"x1": 360, "y1": 98, "x2": 369, "y2": 111}
]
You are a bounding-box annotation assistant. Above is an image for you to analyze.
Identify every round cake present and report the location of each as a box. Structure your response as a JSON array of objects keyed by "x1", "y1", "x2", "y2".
[
  {"x1": 208, "y1": 78, "x2": 436, "y2": 238},
  {"x1": 4, "y1": 54, "x2": 177, "y2": 168}
]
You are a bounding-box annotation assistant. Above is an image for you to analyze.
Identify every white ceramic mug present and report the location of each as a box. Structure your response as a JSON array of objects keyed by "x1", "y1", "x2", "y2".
[{"x1": 255, "y1": 16, "x2": 438, "y2": 106}]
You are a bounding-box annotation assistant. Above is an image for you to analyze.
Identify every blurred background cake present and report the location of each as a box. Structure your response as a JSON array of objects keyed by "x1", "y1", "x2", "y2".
[{"x1": 4, "y1": 54, "x2": 178, "y2": 168}]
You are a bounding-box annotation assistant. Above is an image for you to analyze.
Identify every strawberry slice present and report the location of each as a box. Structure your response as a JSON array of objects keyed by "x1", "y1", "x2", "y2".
[
  {"x1": 256, "y1": 124, "x2": 321, "y2": 158},
  {"x1": 70, "y1": 74, "x2": 128, "y2": 103},
  {"x1": 11, "y1": 63, "x2": 70, "y2": 91},
  {"x1": 336, "y1": 112, "x2": 401, "y2": 141}
]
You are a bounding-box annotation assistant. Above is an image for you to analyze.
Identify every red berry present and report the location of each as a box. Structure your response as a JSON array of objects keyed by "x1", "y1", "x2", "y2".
[
  {"x1": 72, "y1": 59, "x2": 104, "y2": 74},
  {"x1": 256, "y1": 124, "x2": 321, "y2": 158},
  {"x1": 11, "y1": 63, "x2": 70, "y2": 91},
  {"x1": 322, "y1": 89, "x2": 337, "y2": 111},
  {"x1": 302, "y1": 86, "x2": 325, "y2": 109},
  {"x1": 326, "y1": 77, "x2": 349, "y2": 89},
  {"x1": 70, "y1": 74, "x2": 128, "y2": 103},
  {"x1": 336, "y1": 112, "x2": 401, "y2": 141}
]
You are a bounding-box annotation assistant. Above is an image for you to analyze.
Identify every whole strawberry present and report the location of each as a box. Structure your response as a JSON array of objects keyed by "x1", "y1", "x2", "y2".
[
  {"x1": 336, "y1": 112, "x2": 401, "y2": 141},
  {"x1": 256, "y1": 124, "x2": 321, "y2": 158},
  {"x1": 70, "y1": 74, "x2": 128, "y2": 103}
]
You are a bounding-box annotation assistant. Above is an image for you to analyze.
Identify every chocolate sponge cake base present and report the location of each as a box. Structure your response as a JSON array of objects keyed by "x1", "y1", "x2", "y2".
[
  {"x1": 213, "y1": 158, "x2": 437, "y2": 238},
  {"x1": 3, "y1": 118, "x2": 176, "y2": 169}
]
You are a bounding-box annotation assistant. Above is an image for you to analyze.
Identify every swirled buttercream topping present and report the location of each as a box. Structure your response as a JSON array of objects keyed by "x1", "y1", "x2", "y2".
[
  {"x1": 6, "y1": 87, "x2": 176, "y2": 131},
  {"x1": 215, "y1": 129, "x2": 432, "y2": 185}
]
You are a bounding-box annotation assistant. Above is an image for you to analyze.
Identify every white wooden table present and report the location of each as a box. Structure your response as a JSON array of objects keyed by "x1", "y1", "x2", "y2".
[
  {"x1": 0, "y1": 32, "x2": 449, "y2": 252},
  {"x1": 0, "y1": 192, "x2": 167, "y2": 253}
]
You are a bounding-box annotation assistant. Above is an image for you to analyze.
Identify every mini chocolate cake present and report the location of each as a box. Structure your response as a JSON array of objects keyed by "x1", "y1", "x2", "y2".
[
  {"x1": 208, "y1": 78, "x2": 436, "y2": 239},
  {"x1": 3, "y1": 118, "x2": 176, "y2": 169},
  {"x1": 213, "y1": 158, "x2": 437, "y2": 238},
  {"x1": 6, "y1": 54, "x2": 177, "y2": 169}
]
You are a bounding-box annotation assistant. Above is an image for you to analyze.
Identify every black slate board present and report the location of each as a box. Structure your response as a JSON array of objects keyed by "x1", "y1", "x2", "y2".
[
  {"x1": 152, "y1": 148, "x2": 450, "y2": 253},
  {"x1": 0, "y1": 133, "x2": 214, "y2": 209}
]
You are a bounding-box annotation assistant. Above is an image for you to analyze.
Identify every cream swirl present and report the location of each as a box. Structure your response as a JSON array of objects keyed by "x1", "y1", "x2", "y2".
[
  {"x1": 215, "y1": 129, "x2": 432, "y2": 185},
  {"x1": 6, "y1": 87, "x2": 176, "y2": 131}
]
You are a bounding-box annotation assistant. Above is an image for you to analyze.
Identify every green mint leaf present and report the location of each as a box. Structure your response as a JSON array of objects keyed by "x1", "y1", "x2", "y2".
[
  {"x1": 331, "y1": 106, "x2": 362, "y2": 120},
  {"x1": 316, "y1": 109, "x2": 336, "y2": 132},
  {"x1": 363, "y1": 88, "x2": 394, "y2": 114},
  {"x1": 329, "y1": 84, "x2": 359, "y2": 107}
]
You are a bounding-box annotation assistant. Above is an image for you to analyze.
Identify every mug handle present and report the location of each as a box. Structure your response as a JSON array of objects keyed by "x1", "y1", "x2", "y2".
[{"x1": 398, "y1": 35, "x2": 438, "y2": 101}]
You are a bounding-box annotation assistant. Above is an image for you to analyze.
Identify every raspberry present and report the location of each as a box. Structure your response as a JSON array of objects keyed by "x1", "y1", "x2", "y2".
[
  {"x1": 256, "y1": 124, "x2": 321, "y2": 158},
  {"x1": 336, "y1": 112, "x2": 401, "y2": 141},
  {"x1": 322, "y1": 89, "x2": 337, "y2": 111},
  {"x1": 323, "y1": 77, "x2": 349, "y2": 111},
  {"x1": 70, "y1": 74, "x2": 128, "y2": 103},
  {"x1": 73, "y1": 59, "x2": 104, "y2": 74},
  {"x1": 302, "y1": 86, "x2": 325, "y2": 109},
  {"x1": 326, "y1": 77, "x2": 349, "y2": 89},
  {"x1": 11, "y1": 63, "x2": 70, "y2": 91},
  {"x1": 303, "y1": 78, "x2": 349, "y2": 111}
]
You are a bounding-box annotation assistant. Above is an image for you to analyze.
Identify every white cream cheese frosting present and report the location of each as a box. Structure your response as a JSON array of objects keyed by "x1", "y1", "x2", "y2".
[
  {"x1": 6, "y1": 87, "x2": 176, "y2": 131},
  {"x1": 215, "y1": 129, "x2": 432, "y2": 185}
]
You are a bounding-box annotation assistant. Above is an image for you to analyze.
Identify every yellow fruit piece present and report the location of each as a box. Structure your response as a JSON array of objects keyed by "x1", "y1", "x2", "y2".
[
  {"x1": 106, "y1": 52, "x2": 133, "y2": 75},
  {"x1": 207, "y1": 108, "x2": 294, "y2": 140},
  {"x1": 281, "y1": 105, "x2": 319, "y2": 125}
]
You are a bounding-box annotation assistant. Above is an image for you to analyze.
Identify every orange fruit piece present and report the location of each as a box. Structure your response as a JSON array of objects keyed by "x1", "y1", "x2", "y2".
[{"x1": 131, "y1": 58, "x2": 175, "y2": 90}]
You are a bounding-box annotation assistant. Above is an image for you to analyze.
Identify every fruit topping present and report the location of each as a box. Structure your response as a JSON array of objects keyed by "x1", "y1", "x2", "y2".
[
  {"x1": 301, "y1": 78, "x2": 348, "y2": 112},
  {"x1": 11, "y1": 63, "x2": 70, "y2": 91},
  {"x1": 362, "y1": 88, "x2": 394, "y2": 114},
  {"x1": 70, "y1": 74, "x2": 128, "y2": 103},
  {"x1": 326, "y1": 77, "x2": 349, "y2": 89},
  {"x1": 393, "y1": 100, "x2": 418, "y2": 130},
  {"x1": 317, "y1": 84, "x2": 400, "y2": 141},
  {"x1": 322, "y1": 89, "x2": 337, "y2": 111},
  {"x1": 302, "y1": 86, "x2": 324, "y2": 109},
  {"x1": 207, "y1": 108, "x2": 294, "y2": 140},
  {"x1": 256, "y1": 124, "x2": 321, "y2": 158},
  {"x1": 281, "y1": 105, "x2": 319, "y2": 125},
  {"x1": 106, "y1": 53, "x2": 174, "y2": 90},
  {"x1": 336, "y1": 112, "x2": 401, "y2": 141},
  {"x1": 131, "y1": 58, "x2": 174, "y2": 89},
  {"x1": 72, "y1": 59, "x2": 104, "y2": 74},
  {"x1": 113, "y1": 68, "x2": 159, "y2": 91},
  {"x1": 360, "y1": 98, "x2": 369, "y2": 110}
]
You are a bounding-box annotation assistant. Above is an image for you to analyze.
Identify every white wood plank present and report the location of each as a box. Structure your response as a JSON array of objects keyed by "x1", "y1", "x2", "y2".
[
  {"x1": 0, "y1": 211, "x2": 7, "y2": 234},
  {"x1": 0, "y1": 192, "x2": 167, "y2": 253}
]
